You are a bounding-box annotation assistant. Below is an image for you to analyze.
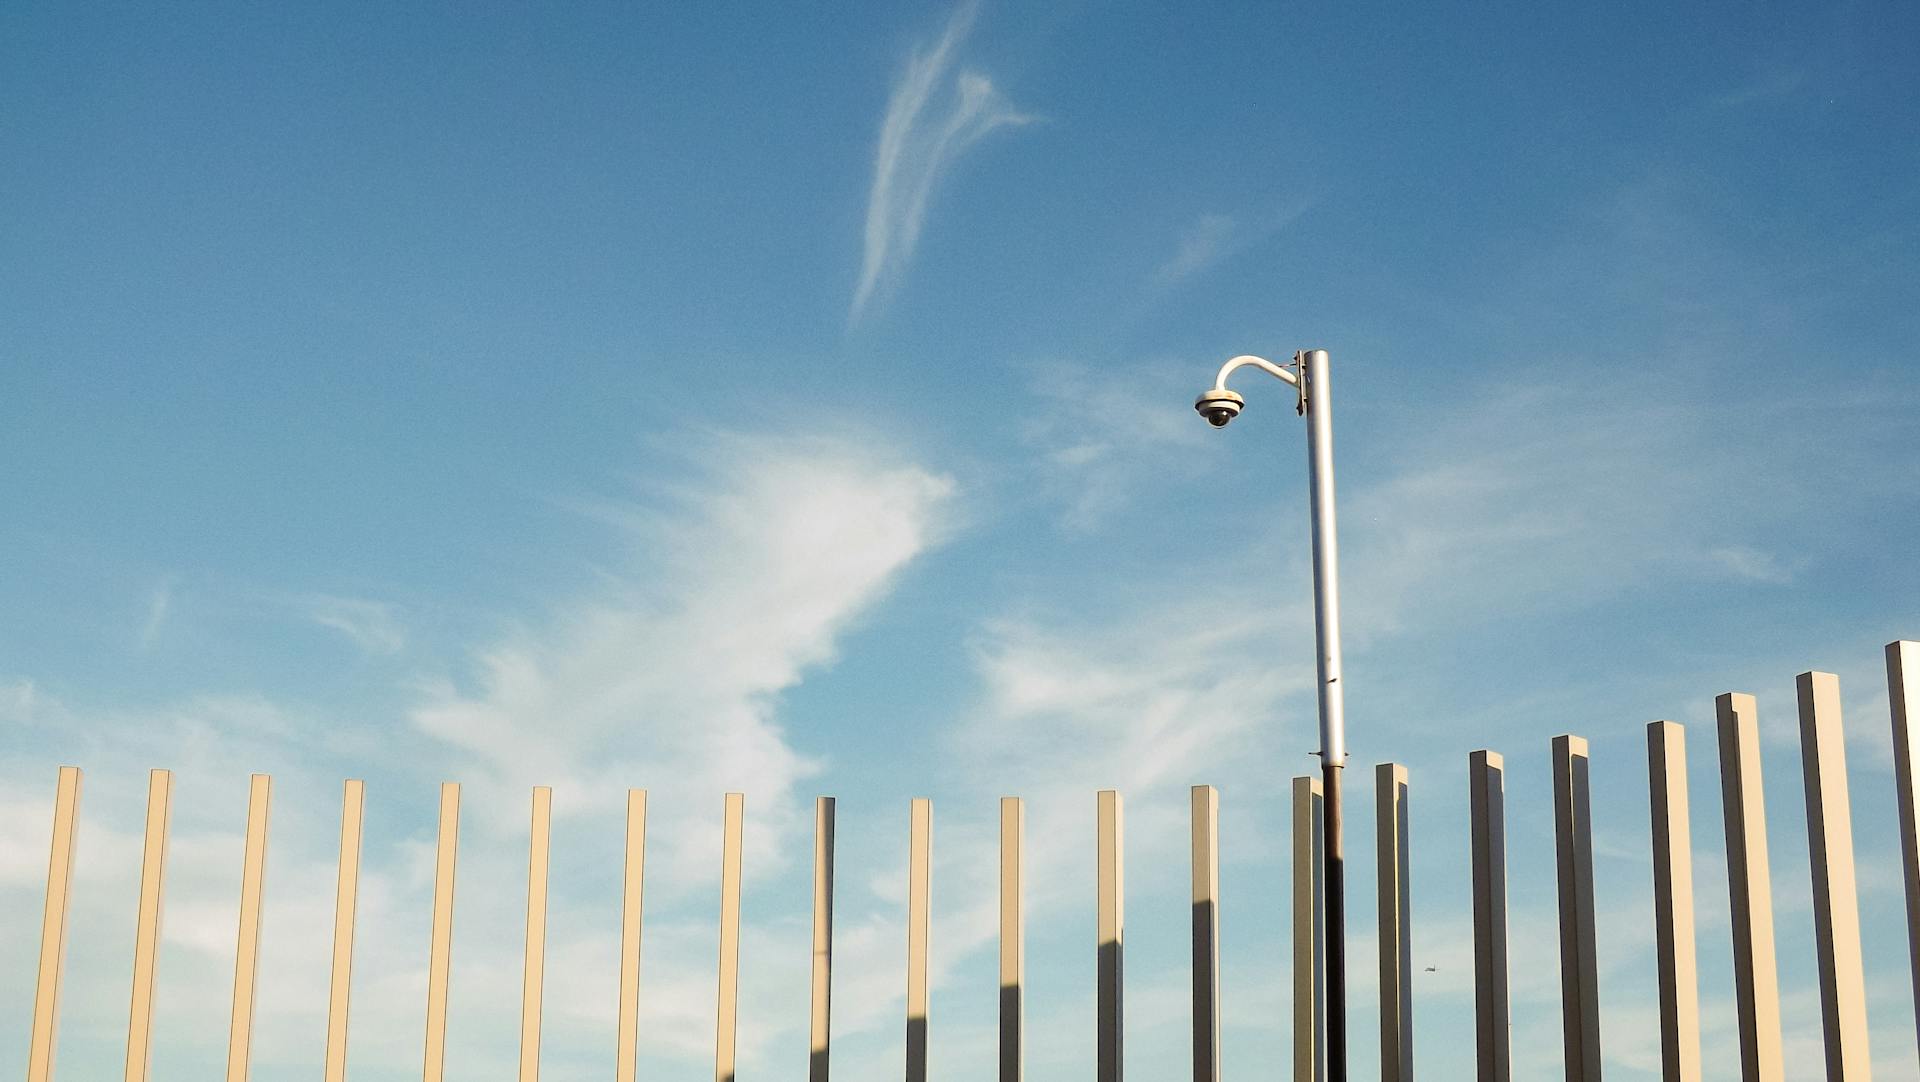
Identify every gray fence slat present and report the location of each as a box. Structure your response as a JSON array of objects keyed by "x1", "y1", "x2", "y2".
[
  {"x1": 1469, "y1": 751, "x2": 1509, "y2": 1082},
  {"x1": 1376, "y1": 764, "x2": 1413, "y2": 1082},
  {"x1": 1553, "y1": 736, "x2": 1601, "y2": 1082}
]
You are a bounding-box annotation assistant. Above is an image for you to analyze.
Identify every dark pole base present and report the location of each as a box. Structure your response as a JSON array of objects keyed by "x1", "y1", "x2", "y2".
[{"x1": 1324, "y1": 761, "x2": 1347, "y2": 1082}]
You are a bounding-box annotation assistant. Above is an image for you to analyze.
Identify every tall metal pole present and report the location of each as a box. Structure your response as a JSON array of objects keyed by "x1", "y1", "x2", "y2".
[
  {"x1": 1301, "y1": 348, "x2": 1348, "y2": 1082},
  {"x1": 1192, "y1": 346, "x2": 1349, "y2": 1080}
]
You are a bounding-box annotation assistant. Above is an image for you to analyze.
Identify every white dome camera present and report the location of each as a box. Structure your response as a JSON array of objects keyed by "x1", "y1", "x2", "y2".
[{"x1": 1194, "y1": 388, "x2": 1245, "y2": 428}]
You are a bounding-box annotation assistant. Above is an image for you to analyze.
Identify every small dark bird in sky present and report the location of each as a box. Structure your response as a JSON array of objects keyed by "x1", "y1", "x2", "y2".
[{"x1": 1424, "y1": 966, "x2": 1437, "y2": 972}]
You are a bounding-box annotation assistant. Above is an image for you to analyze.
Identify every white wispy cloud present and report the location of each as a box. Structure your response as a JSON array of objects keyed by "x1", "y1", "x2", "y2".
[
  {"x1": 291, "y1": 593, "x2": 408, "y2": 655},
  {"x1": 1707, "y1": 544, "x2": 1794, "y2": 584},
  {"x1": 0, "y1": 429, "x2": 960, "y2": 1080},
  {"x1": 137, "y1": 576, "x2": 175, "y2": 649},
  {"x1": 1708, "y1": 66, "x2": 1807, "y2": 109},
  {"x1": 1159, "y1": 213, "x2": 1237, "y2": 282},
  {"x1": 1021, "y1": 362, "x2": 1211, "y2": 530},
  {"x1": 851, "y1": 1, "x2": 1033, "y2": 321},
  {"x1": 1155, "y1": 198, "x2": 1314, "y2": 284},
  {"x1": 412, "y1": 434, "x2": 955, "y2": 882}
]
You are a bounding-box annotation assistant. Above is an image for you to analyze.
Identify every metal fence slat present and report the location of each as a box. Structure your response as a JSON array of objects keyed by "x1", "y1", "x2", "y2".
[
  {"x1": 27, "y1": 766, "x2": 82, "y2": 1082},
  {"x1": 226, "y1": 775, "x2": 273, "y2": 1082},
  {"x1": 1649, "y1": 723, "x2": 1702, "y2": 1082},
  {"x1": 1798, "y1": 671, "x2": 1873, "y2": 1078},
  {"x1": 123, "y1": 768, "x2": 173, "y2": 1082},
  {"x1": 422, "y1": 782, "x2": 461, "y2": 1082}
]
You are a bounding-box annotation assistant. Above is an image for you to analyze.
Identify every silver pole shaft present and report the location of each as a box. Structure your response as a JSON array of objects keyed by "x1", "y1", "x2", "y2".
[
  {"x1": 1302, "y1": 349, "x2": 1346, "y2": 768},
  {"x1": 1302, "y1": 348, "x2": 1349, "y2": 1082}
]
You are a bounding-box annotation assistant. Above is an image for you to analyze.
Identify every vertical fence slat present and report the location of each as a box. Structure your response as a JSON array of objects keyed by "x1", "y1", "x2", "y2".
[
  {"x1": 520, "y1": 786, "x2": 552, "y2": 1082},
  {"x1": 1887, "y1": 641, "x2": 1920, "y2": 1045},
  {"x1": 1469, "y1": 750, "x2": 1509, "y2": 1082},
  {"x1": 28, "y1": 765, "x2": 82, "y2": 1082},
  {"x1": 906, "y1": 798, "x2": 932, "y2": 1082},
  {"x1": 1191, "y1": 785, "x2": 1220, "y2": 1082},
  {"x1": 1376, "y1": 764, "x2": 1412, "y2": 1082},
  {"x1": 1716, "y1": 693, "x2": 1784, "y2": 1082},
  {"x1": 1098, "y1": 789, "x2": 1125, "y2": 1082},
  {"x1": 715, "y1": 792, "x2": 744, "y2": 1082},
  {"x1": 423, "y1": 782, "x2": 461, "y2": 1082},
  {"x1": 226, "y1": 774, "x2": 273, "y2": 1082},
  {"x1": 617, "y1": 789, "x2": 648, "y2": 1082},
  {"x1": 1293, "y1": 776, "x2": 1324, "y2": 1082},
  {"x1": 124, "y1": 768, "x2": 173, "y2": 1082},
  {"x1": 808, "y1": 797, "x2": 834, "y2": 1082},
  {"x1": 1649, "y1": 723, "x2": 1703, "y2": 1082},
  {"x1": 1000, "y1": 796, "x2": 1024, "y2": 1082},
  {"x1": 323, "y1": 779, "x2": 365, "y2": 1082},
  {"x1": 1552, "y1": 736, "x2": 1601, "y2": 1082},
  {"x1": 1799, "y1": 671, "x2": 1873, "y2": 1079}
]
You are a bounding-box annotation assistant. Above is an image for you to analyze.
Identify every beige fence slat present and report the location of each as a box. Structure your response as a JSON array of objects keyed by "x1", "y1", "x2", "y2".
[
  {"x1": 1191, "y1": 785, "x2": 1220, "y2": 1082},
  {"x1": 1469, "y1": 750, "x2": 1509, "y2": 1082},
  {"x1": 1798, "y1": 671, "x2": 1873, "y2": 1078},
  {"x1": 907, "y1": 798, "x2": 932, "y2": 1082},
  {"x1": 1376, "y1": 764, "x2": 1412, "y2": 1082},
  {"x1": 124, "y1": 768, "x2": 173, "y2": 1082},
  {"x1": 519, "y1": 786, "x2": 553, "y2": 1082},
  {"x1": 1551, "y1": 736, "x2": 1601, "y2": 1082},
  {"x1": 27, "y1": 765, "x2": 82, "y2": 1082},
  {"x1": 715, "y1": 792, "x2": 745, "y2": 1082},
  {"x1": 226, "y1": 775, "x2": 273, "y2": 1082},
  {"x1": 809, "y1": 797, "x2": 834, "y2": 1082},
  {"x1": 617, "y1": 789, "x2": 649, "y2": 1082},
  {"x1": 1098, "y1": 789, "x2": 1125, "y2": 1082},
  {"x1": 1000, "y1": 797, "x2": 1024, "y2": 1082},
  {"x1": 1292, "y1": 776, "x2": 1324, "y2": 1082},
  {"x1": 1715, "y1": 693, "x2": 1783, "y2": 1082},
  {"x1": 423, "y1": 782, "x2": 461, "y2": 1082},
  {"x1": 1888, "y1": 641, "x2": 1920, "y2": 1044},
  {"x1": 323, "y1": 780, "x2": 365, "y2": 1082},
  {"x1": 1649, "y1": 723, "x2": 1702, "y2": 1082}
]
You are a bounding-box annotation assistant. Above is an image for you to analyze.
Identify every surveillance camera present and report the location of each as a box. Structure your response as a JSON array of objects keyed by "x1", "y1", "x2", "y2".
[{"x1": 1194, "y1": 389, "x2": 1244, "y2": 428}]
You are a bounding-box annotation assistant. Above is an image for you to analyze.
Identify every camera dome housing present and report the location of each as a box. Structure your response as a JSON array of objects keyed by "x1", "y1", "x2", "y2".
[{"x1": 1194, "y1": 388, "x2": 1245, "y2": 428}]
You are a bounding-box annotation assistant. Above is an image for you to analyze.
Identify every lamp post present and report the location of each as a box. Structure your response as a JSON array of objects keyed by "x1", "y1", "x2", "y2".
[{"x1": 1195, "y1": 349, "x2": 1349, "y2": 1081}]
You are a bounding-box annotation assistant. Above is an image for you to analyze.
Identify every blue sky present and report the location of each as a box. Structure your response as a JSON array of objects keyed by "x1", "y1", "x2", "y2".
[{"x1": 3, "y1": 1, "x2": 1918, "y2": 1078}]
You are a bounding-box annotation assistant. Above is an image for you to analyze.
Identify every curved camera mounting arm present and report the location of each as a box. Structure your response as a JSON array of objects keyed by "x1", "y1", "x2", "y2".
[
  {"x1": 1212, "y1": 353, "x2": 1299, "y2": 391},
  {"x1": 1197, "y1": 353, "x2": 1307, "y2": 425}
]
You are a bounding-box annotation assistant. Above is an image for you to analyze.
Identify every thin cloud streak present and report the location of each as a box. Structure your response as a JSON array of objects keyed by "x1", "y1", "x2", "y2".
[
  {"x1": 1155, "y1": 197, "x2": 1316, "y2": 285},
  {"x1": 289, "y1": 593, "x2": 407, "y2": 655},
  {"x1": 137, "y1": 577, "x2": 174, "y2": 649},
  {"x1": 851, "y1": 1, "x2": 1033, "y2": 321}
]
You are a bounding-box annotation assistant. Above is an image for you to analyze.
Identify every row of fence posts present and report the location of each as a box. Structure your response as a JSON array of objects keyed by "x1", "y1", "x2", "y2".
[
  {"x1": 19, "y1": 643, "x2": 1920, "y2": 1081},
  {"x1": 1460, "y1": 647, "x2": 1920, "y2": 1082}
]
